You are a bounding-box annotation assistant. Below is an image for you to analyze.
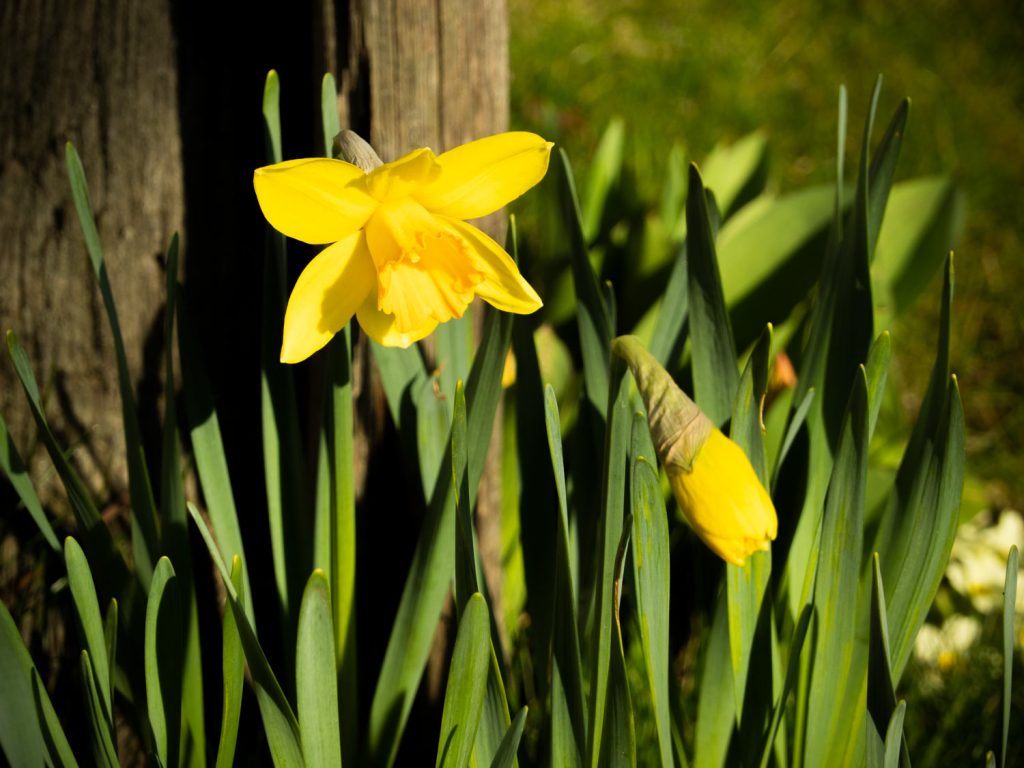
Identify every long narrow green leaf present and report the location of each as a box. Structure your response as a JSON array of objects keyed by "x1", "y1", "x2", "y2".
[
  {"x1": 1002, "y1": 546, "x2": 1019, "y2": 768},
  {"x1": 686, "y1": 163, "x2": 738, "y2": 425},
  {"x1": 317, "y1": 74, "x2": 359, "y2": 765},
  {"x1": 65, "y1": 142, "x2": 160, "y2": 585},
  {"x1": 450, "y1": 380, "x2": 514, "y2": 768},
  {"x1": 694, "y1": 590, "x2": 735, "y2": 768},
  {"x1": 297, "y1": 570, "x2": 343, "y2": 768},
  {"x1": 64, "y1": 537, "x2": 113, "y2": 731},
  {"x1": 188, "y1": 503, "x2": 303, "y2": 767},
  {"x1": 805, "y1": 369, "x2": 869, "y2": 766},
  {"x1": 545, "y1": 386, "x2": 588, "y2": 768},
  {"x1": 215, "y1": 558, "x2": 246, "y2": 768},
  {"x1": 489, "y1": 706, "x2": 529, "y2": 768},
  {"x1": 7, "y1": 332, "x2": 128, "y2": 594},
  {"x1": 0, "y1": 600, "x2": 78, "y2": 766},
  {"x1": 757, "y1": 604, "x2": 812, "y2": 768},
  {"x1": 436, "y1": 593, "x2": 491, "y2": 768},
  {"x1": 557, "y1": 149, "x2": 613, "y2": 421},
  {"x1": 582, "y1": 118, "x2": 626, "y2": 242},
  {"x1": 646, "y1": 243, "x2": 689, "y2": 366},
  {"x1": 367, "y1": 303, "x2": 513, "y2": 767},
  {"x1": 877, "y1": 257, "x2": 964, "y2": 680},
  {"x1": 726, "y1": 327, "x2": 773, "y2": 750},
  {"x1": 159, "y1": 234, "x2": 206, "y2": 767},
  {"x1": 80, "y1": 650, "x2": 119, "y2": 767},
  {"x1": 587, "y1": 360, "x2": 631, "y2": 766},
  {"x1": 177, "y1": 296, "x2": 254, "y2": 621},
  {"x1": 867, "y1": 554, "x2": 908, "y2": 768},
  {"x1": 599, "y1": 524, "x2": 636, "y2": 767},
  {"x1": 629, "y1": 413, "x2": 672, "y2": 767},
  {"x1": 260, "y1": 70, "x2": 308, "y2": 666},
  {"x1": 883, "y1": 701, "x2": 908, "y2": 768},
  {"x1": 0, "y1": 412, "x2": 59, "y2": 551},
  {"x1": 146, "y1": 557, "x2": 183, "y2": 768},
  {"x1": 702, "y1": 131, "x2": 769, "y2": 220}
]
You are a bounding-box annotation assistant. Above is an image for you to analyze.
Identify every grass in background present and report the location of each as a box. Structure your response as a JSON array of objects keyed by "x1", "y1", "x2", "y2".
[{"x1": 510, "y1": 0, "x2": 1024, "y2": 511}]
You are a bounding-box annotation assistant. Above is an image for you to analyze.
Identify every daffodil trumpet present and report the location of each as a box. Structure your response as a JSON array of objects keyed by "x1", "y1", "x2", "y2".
[
  {"x1": 254, "y1": 131, "x2": 552, "y2": 362},
  {"x1": 611, "y1": 335, "x2": 778, "y2": 565}
]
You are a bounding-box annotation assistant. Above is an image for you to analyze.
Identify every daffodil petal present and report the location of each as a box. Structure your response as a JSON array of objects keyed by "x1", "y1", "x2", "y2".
[
  {"x1": 444, "y1": 218, "x2": 543, "y2": 314},
  {"x1": 355, "y1": 291, "x2": 438, "y2": 349},
  {"x1": 254, "y1": 158, "x2": 377, "y2": 244},
  {"x1": 281, "y1": 232, "x2": 375, "y2": 363},
  {"x1": 416, "y1": 132, "x2": 554, "y2": 219},
  {"x1": 359, "y1": 147, "x2": 442, "y2": 203}
]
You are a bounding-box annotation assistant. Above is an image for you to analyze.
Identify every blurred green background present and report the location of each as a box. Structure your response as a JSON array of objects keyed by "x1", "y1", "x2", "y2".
[{"x1": 508, "y1": 0, "x2": 1024, "y2": 513}]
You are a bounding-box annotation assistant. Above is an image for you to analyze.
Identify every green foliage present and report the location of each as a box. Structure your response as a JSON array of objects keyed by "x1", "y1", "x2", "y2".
[{"x1": 2, "y1": 69, "x2": 1001, "y2": 768}]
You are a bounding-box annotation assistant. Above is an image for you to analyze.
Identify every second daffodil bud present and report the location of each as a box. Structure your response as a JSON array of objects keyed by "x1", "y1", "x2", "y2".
[{"x1": 611, "y1": 336, "x2": 778, "y2": 566}]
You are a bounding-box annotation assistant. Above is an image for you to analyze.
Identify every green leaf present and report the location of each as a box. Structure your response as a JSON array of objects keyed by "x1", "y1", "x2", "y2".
[
  {"x1": 260, "y1": 69, "x2": 308, "y2": 666},
  {"x1": 0, "y1": 410, "x2": 59, "y2": 550},
  {"x1": 437, "y1": 593, "x2": 491, "y2": 768},
  {"x1": 758, "y1": 604, "x2": 812, "y2": 768},
  {"x1": 883, "y1": 701, "x2": 908, "y2": 768},
  {"x1": 582, "y1": 117, "x2": 626, "y2": 242},
  {"x1": 545, "y1": 386, "x2": 588, "y2": 768},
  {"x1": 805, "y1": 368, "x2": 869, "y2": 766},
  {"x1": 0, "y1": 600, "x2": 78, "y2": 766},
  {"x1": 417, "y1": 373, "x2": 453, "y2": 501},
  {"x1": 367, "y1": 301, "x2": 513, "y2": 768},
  {"x1": 489, "y1": 706, "x2": 528, "y2": 768},
  {"x1": 867, "y1": 555, "x2": 908, "y2": 768},
  {"x1": 726, "y1": 326, "x2": 774, "y2": 750},
  {"x1": 646, "y1": 242, "x2": 689, "y2": 367},
  {"x1": 64, "y1": 537, "x2": 113, "y2": 732},
  {"x1": 686, "y1": 163, "x2": 738, "y2": 425},
  {"x1": 587, "y1": 360, "x2": 632, "y2": 766},
  {"x1": 599, "y1": 575, "x2": 636, "y2": 768},
  {"x1": 873, "y1": 176, "x2": 963, "y2": 320},
  {"x1": 80, "y1": 650, "x2": 119, "y2": 767},
  {"x1": 215, "y1": 557, "x2": 246, "y2": 768},
  {"x1": 296, "y1": 570, "x2": 343, "y2": 768},
  {"x1": 1003, "y1": 546, "x2": 1019, "y2": 768},
  {"x1": 188, "y1": 503, "x2": 303, "y2": 767},
  {"x1": 146, "y1": 557, "x2": 183, "y2": 768},
  {"x1": 65, "y1": 141, "x2": 160, "y2": 586},
  {"x1": 701, "y1": 130, "x2": 769, "y2": 219},
  {"x1": 321, "y1": 72, "x2": 341, "y2": 156},
  {"x1": 177, "y1": 293, "x2": 254, "y2": 622},
  {"x1": 629, "y1": 413, "x2": 673, "y2": 767},
  {"x1": 557, "y1": 149, "x2": 613, "y2": 422},
  {"x1": 864, "y1": 332, "x2": 892, "y2": 441},
  {"x1": 6, "y1": 332, "x2": 128, "y2": 594},
  {"x1": 877, "y1": 257, "x2": 965, "y2": 680},
  {"x1": 694, "y1": 590, "x2": 735, "y2": 768}
]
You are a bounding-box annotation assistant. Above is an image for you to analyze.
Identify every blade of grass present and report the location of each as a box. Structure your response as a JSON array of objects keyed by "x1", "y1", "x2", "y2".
[
  {"x1": 867, "y1": 554, "x2": 909, "y2": 768},
  {"x1": 214, "y1": 557, "x2": 246, "y2": 768},
  {"x1": 599, "y1": 530, "x2": 636, "y2": 768},
  {"x1": 188, "y1": 503, "x2": 303, "y2": 766},
  {"x1": 296, "y1": 570, "x2": 342, "y2": 768},
  {"x1": 0, "y1": 600, "x2": 78, "y2": 766},
  {"x1": 883, "y1": 701, "x2": 908, "y2": 768},
  {"x1": 436, "y1": 593, "x2": 491, "y2": 768},
  {"x1": 646, "y1": 242, "x2": 689, "y2": 367},
  {"x1": 629, "y1": 412, "x2": 672, "y2": 767},
  {"x1": 686, "y1": 163, "x2": 738, "y2": 425},
  {"x1": 65, "y1": 142, "x2": 160, "y2": 585},
  {"x1": 757, "y1": 604, "x2": 812, "y2": 768},
  {"x1": 145, "y1": 557, "x2": 183, "y2": 768},
  {"x1": 582, "y1": 118, "x2": 625, "y2": 242},
  {"x1": 0, "y1": 411, "x2": 59, "y2": 550},
  {"x1": 694, "y1": 590, "x2": 736, "y2": 768}
]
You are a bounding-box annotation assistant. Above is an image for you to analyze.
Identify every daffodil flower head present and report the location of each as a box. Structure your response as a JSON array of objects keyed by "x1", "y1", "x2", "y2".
[
  {"x1": 254, "y1": 132, "x2": 553, "y2": 362},
  {"x1": 611, "y1": 335, "x2": 778, "y2": 566}
]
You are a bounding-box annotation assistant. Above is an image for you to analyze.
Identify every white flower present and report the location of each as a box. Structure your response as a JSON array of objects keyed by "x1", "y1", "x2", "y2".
[{"x1": 946, "y1": 509, "x2": 1023, "y2": 615}]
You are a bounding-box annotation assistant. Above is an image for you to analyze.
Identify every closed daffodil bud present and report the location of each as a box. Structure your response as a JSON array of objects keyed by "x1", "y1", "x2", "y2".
[{"x1": 611, "y1": 336, "x2": 777, "y2": 565}]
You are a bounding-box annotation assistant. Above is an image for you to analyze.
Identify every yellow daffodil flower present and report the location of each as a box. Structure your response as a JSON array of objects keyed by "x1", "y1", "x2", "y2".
[
  {"x1": 254, "y1": 132, "x2": 552, "y2": 362},
  {"x1": 611, "y1": 335, "x2": 778, "y2": 565}
]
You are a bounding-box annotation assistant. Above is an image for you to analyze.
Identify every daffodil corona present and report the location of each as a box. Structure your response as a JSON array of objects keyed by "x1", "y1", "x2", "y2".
[
  {"x1": 611, "y1": 336, "x2": 778, "y2": 565},
  {"x1": 254, "y1": 132, "x2": 552, "y2": 362}
]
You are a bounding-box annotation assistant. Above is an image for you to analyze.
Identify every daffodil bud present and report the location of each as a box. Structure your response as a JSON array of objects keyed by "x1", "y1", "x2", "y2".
[{"x1": 611, "y1": 335, "x2": 778, "y2": 565}]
